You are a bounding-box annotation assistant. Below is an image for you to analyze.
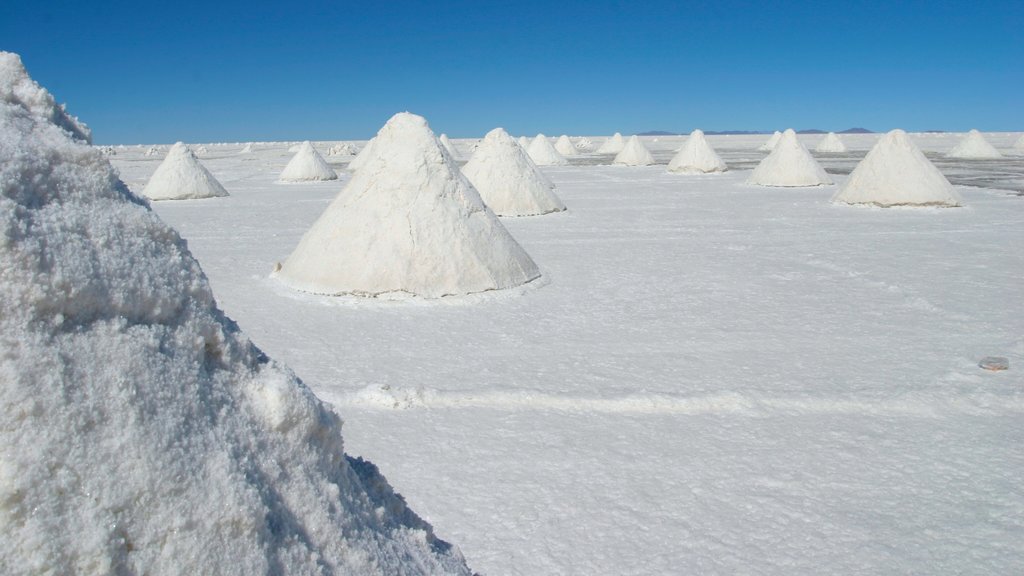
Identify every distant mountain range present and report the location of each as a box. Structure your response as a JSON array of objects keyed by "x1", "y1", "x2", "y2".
[{"x1": 639, "y1": 128, "x2": 874, "y2": 136}]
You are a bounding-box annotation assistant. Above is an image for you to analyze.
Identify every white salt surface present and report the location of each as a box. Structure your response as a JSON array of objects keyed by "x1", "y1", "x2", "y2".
[{"x1": 108, "y1": 131, "x2": 1024, "y2": 575}]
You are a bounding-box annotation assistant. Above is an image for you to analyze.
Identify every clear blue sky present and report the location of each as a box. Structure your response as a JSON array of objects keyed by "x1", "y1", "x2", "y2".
[{"x1": 3, "y1": 0, "x2": 1021, "y2": 143}]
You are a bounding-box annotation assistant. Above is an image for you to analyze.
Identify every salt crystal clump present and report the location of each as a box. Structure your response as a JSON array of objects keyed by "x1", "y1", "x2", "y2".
[
  {"x1": 613, "y1": 135, "x2": 655, "y2": 166},
  {"x1": 0, "y1": 51, "x2": 91, "y2": 143},
  {"x1": 554, "y1": 134, "x2": 579, "y2": 156},
  {"x1": 575, "y1": 136, "x2": 595, "y2": 151},
  {"x1": 596, "y1": 132, "x2": 625, "y2": 154},
  {"x1": 527, "y1": 134, "x2": 569, "y2": 166},
  {"x1": 832, "y1": 129, "x2": 961, "y2": 207},
  {"x1": 815, "y1": 132, "x2": 847, "y2": 153},
  {"x1": 142, "y1": 142, "x2": 229, "y2": 200},
  {"x1": 0, "y1": 58, "x2": 471, "y2": 575},
  {"x1": 347, "y1": 136, "x2": 376, "y2": 172},
  {"x1": 279, "y1": 141, "x2": 338, "y2": 182},
  {"x1": 946, "y1": 129, "x2": 1003, "y2": 159},
  {"x1": 667, "y1": 129, "x2": 727, "y2": 174},
  {"x1": 462, "y1": 127, "x2": 567, "y2": 216},
  {"x1": 758, "y1": 131, "x2": 782, "y2": 151},
  {"x1": 276, "y1": 112, "x2": 540, "y2": 297},
  {"x1": 747, "y1": 129, "x2": 832, "y2": 187},
  {"x1": 327, "y1": 142, "x2": 358, "y2": 156}
]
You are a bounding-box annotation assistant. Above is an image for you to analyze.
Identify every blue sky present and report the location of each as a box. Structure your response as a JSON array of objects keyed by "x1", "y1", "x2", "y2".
[{"x1": 3, "y1": 0, "x2": 1021, "y2": 143}]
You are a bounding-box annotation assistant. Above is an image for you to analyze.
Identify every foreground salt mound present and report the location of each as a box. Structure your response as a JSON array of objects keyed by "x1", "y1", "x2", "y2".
[
  {"x1": 946, "y1": 129, "x2": 1003, "y2": 159},
  {"x1": 0, "y1": 75, "x2": 471, "y2": 574},
  {"x1": 747, "y1": 129, "x2": 832, "y2": 187},
  {"x1": 554, "y1": 134, "x2": 579, "y2": 156},
  {"x1": 142, "y1": 142, "x2": 229, "y2": 200},
  {"x1": 758, "y1": 131, "x2": 782, "y2": 151},
  {"x1": 527, "y1": 134, "x2": 569, "y2": 166},
  {"x1": 667, "y1": 129, "x2": 726, "y2": 174},
  {"x1": 277, "y1": 112, "x2": 540, "y2": 297},
  {"x1": 463, "y1": 127, "x2": 566, "y2": 216},
  {"x1": 347, "y1": 136, "x2": 376, "y2": 172},
  {"x1": 0, "y1": 51, "x2": 91, "y2": 143},
  {"x1": 815, "y1": 132, "x2": 847, "y2": 153},
  {"x1": 833, "y1": 129, "x2": 962, "y2": 207},
  {"x1": 279, "y1": 141, "x2": 338, "y2": 182},
  {"x1": 596, "y1": 132, "x2": 625, "y2": 154},
  {"x1": 613, "y1": 135, "x2": 655, "y2": 166}
]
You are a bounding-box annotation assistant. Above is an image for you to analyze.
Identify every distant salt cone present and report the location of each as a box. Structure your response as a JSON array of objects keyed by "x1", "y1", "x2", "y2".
[
  {"x1": 747, "y1": 129, "x2": 831, "y2": 187},
  {"x1": 596, "y1": 132, "x2": 625, "y2": 154},
  {"x1": 554, "y1": 135, "x2": 579, "y2": 156},
  {"x1": 439, "y1": 133, "x2": 459, "y2": 158},
  {"x1": 276, "y1": 112, "x2": 541, "y2": 298},
  {"x1": 347, "y1": 136, "x2": 376, "y2": 172},
  {"x1": 279, "y1": 141, "x2": 338, "y2": 182},
  {"x1": 142, "y1": 142, "x2": 229, "y2": 200},
  {"x1": 613, "y1": 135, "x2": 655, "y2": 166},
  {"x1": 832, "y1": 129, "x2": 962, "y2": 207},
  {"x1": 758, "y1": 131, "x2": 782, "y2": 151},
  {"x1": 946, "y1": 129, "x2": 1003, "y2": 159},
  {"x1": 815, "y1": 132, "x2": 847, "y2": 153},
  {"x1": 462, "y1": 127, "x2": 567, "y2": 217},
  {"x1": 517, "y1": 135, "x2": 530, "y2": 149},
  {"x1": 575, "y1": 137, "x2": 595, "y2": 151},
  {"x1": 667, "y1": 129, "x2": 727, "y2": 174},
  {"x1": 527, "y1": 134, "x2": 569, "y2": 166}
]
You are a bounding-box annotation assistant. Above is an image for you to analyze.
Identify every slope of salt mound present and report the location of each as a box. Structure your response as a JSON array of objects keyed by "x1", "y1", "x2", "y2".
[
  {"x1": 747, "y1": 129, "x2": 832, "y2": 187},
  {"x1": 613, "y1": 135, "x2": 655, "y2": 166},
  {"x1": 347, "y1": 136, "x2": 376, "y2": 172},
  {"x1": 815, "y1": 132, "x2": 847, "y2": 153},
  {"x1": 527, "y1": 134, "x2": 569, "y2": 166},
  {"x1": 276, "y1": 112, "x2": 540, "y2": 298},
  {"x1": 439, "y1": 133, "x2": 459, "y2": 158},
  {"x1": 758, "y1": 131, "x2": 782, "y2": 151},
  {"x1": 0, "y1": 74, "x2": 471, "y2": 574},
  {"x1": 667, "y1": 129, "x2": 727, "y2": 174},
  {"x1": 554, "y1": 134, "x2": 579, "y2": 156},
  {"x1": 833, "y1": 129, "x2": 961, "y2": 207},
  {"x1": 0, "y1": 51, "x2": 91, "y2": 143},
  {"x1": 462, "y1": 127, "x2": 566, "y2": 216},
  {"x1": 946, "y1": 129, "x2": 1003, "y2": 159},
  {"x1": 142, "y1": 142, "x2": 229, "y2": 200},
  {"x1": 279, "y1": 141, "x2": 338, "y2": 182},
  {"x1": 596, "y1": 132, "x2": 625, "y2": 154}
]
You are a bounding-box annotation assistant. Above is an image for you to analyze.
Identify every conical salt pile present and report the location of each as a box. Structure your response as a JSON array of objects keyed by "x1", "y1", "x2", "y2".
[
  {"x1": 747, "y1": 129, "x2": 832, "y2": 187},
  {"x1": 667, "y1": 129, "x2": 727, "y2": 174},
  {"x1": 832, "y1": 129, "x2": 962, "y2": 207},
  {"x1": 463, "y1": 127, "x2": 567, "y2": 217},
  {"x1": 575, "y1": 136, "x2": 595, "y2": 151},
  {"x1": 346, "y1": 136, "x2": 376, "y2": 172},
  {"x1": 0, "y1": 52, "x2": 91, "y2": 143},
  {"x1": 758, "y1": 131, "x2": 782, "y2": 151},
  {"x1": 279, "y1": 141, "x2": 338, "y2": 182},
  {"x1": 613, "y1": 135, "x2": 655, "y2": 166},
  {"x1": 439, "y1": 133, "x2": 459, "y2": 158},
  {"x1": 554, "y1": 134, "x2": 579, "y2": 156},
  {"x1": 276, "y1": 112, "x2": 541, "y2": 298},
  {"x1": 946, "y1": 129, "x2": 1003, "y2": 159},
  {"x1": 142, "y1": 141, "x2": 229, "y2": 200},
  {"x1": 815, "y1": 132, "x2": 847, "y2": 153},
  {"x1": 518, "y1": 135, "x2": 530, "y2": 148},
  {"x1": 527, "y1": 133, "x2": 569, "y2": 166},
  {"x1": 596, "y1": 132, "x2": 625, "y2": 154},
  {"x1": 0, "y1": 52, "x2": 471, "y2": 575}
]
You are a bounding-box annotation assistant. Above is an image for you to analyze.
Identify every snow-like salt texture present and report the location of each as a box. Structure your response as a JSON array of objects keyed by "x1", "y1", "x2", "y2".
[
  {"x1": 667, "y1": 129, "x2": 727, "y2": 174},
  {"x1": 328, "y1": 142, "x2": 358, "y2": 156},
  {"x1": 554, "y1": 134, "x2": 579, "y2": 156},
  {"x1": 747, "y1": 129, "x2": 832, "y2": 187},
  {"x1": 347, "y1": 136, "x2": 376, "y2": 172},
  {"x1": 276, "y1": 112, "x2": 540, "y2": 298},
  {"x1": 279, "y1": 141, "x2": 338, "y2": 182},
  {"x1": 575, "y1": 136, "x2": 595, "y2": 151},
  {"x1": 596, "y1": 132, "x2": 625, "y2": 154},
  {"x1": 946, "y1": 129, "x2": 1003, "y2": 159},
  {"x1": 815, "y1": 132, "x2": 847, "y2": 153},
  {"x1": 142, "y1": 142, "x2": 229, "y2": 200},
  {"x1": 758, "y1": 130, "x2": 782, "y2": 151},
  {"x1": 0, "y1": 52, "x2": 91, "y2": 144},
  {"x1": 439, "y1": 133, "x2": 458, "y2": 158},
  {"x1": 462, "y1": 127, "x2": 567, "y2": 217},
  {"x1": 833, "y1": 129, "x2": 962, "y2": 207},
  {"x1": 527, "y1": 134, "x2": 569, "y2": 166},
  {"x1": 613, "y1": 135, "x2": 655, "y2": 166},
  {"x1": 0, "y1": 63, "x2": 471, "y2": 575}
]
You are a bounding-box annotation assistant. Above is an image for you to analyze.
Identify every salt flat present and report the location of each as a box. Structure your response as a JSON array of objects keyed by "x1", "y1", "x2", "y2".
[{"x1": 111, "y1": 135, "x2": 1024, "y2": 575}]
